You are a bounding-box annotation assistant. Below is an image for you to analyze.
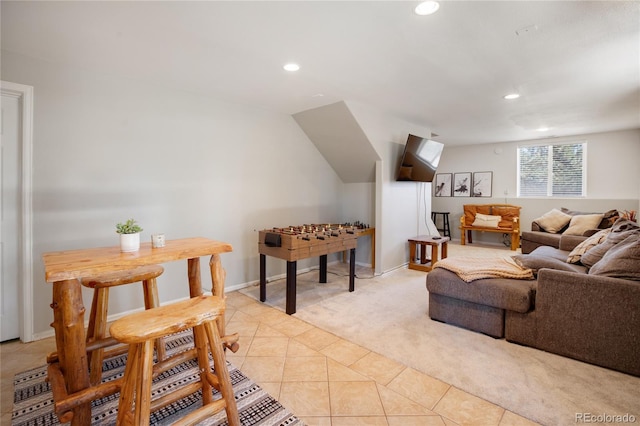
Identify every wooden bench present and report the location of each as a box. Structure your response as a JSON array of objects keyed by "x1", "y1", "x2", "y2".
[{"x1": 460, "y1": 204, "x2": 521, "y2": 250}]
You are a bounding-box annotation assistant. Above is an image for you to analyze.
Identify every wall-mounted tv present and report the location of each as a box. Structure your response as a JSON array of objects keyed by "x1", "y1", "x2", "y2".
[{"x1": 396, "y1": 134, "x2": 444, "y2": 182}]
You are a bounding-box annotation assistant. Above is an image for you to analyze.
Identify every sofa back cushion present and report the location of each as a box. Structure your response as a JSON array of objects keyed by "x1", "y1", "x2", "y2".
[
  {"x1": 588, "y1": 234, "x2": 640, "y2": 281},
  {"x1": 580, "y1": 219, "x2": 640, "y2": 267},
  {"x1": 493, "y1": 206, "x2": 520, "y2": 229}
]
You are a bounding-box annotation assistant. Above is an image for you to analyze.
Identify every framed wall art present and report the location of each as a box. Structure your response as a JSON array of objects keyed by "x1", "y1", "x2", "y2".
[
  {"x1": 434, "y1": 173, "x2": 452, "y2": 197},
  {"x1": 473, "y1": 171, "x2": 493, "y2": 197},
  {"x1": 453, "y1": 172, "x2": 471, "y2": 197}
]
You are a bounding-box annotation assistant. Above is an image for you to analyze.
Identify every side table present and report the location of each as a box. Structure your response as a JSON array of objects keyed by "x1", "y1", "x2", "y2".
[{"x1": 408, "y1": 235, "x2": 450, "y2": 272}]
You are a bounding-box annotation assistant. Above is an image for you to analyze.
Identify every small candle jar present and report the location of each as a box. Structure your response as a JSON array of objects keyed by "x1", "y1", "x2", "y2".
[{"x1": 151, "y1": 233, "x2": 165, "y2": 248}]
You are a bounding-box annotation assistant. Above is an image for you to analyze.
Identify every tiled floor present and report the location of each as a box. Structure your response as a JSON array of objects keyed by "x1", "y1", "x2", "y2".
[{"x1": 2, "y1": 289, "x2": 539, "y2": 426}]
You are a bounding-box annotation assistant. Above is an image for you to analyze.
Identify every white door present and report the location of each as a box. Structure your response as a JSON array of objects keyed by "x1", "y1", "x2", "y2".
[{"x1": 1, "y1": 92, "x2": 20, "y2": 341}]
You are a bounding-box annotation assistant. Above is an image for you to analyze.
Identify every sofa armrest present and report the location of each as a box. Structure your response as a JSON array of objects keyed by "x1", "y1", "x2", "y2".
[
  {"x1": 535, "y1": 269, "x2": 640, "y2": 375},
  {"x1": 531, "y1": 221, "x2": 542, "y2": 232}
]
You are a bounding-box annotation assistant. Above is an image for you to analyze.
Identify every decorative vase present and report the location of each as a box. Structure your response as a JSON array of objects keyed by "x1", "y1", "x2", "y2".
[{"x1": 120, "y1": 232, "x2": 141, "y2": 252}]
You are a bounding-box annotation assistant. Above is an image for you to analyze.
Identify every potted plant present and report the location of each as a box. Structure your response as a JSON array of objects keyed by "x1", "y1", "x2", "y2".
[{"x1": 116, "y1": 218, "x2": 143, "y2": 252}]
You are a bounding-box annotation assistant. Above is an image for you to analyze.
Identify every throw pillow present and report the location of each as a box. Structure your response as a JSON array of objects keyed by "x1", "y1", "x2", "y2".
[
  {"x1": 579, "y1": 218, "x2": 640, "y2": 267},
  {"x1": 534, "y1": 209, "x2": 572, "y2": 233},
  {"x1": 512, "y1": 254, "x2": 582, "y2": 276},
  {"x1": 566, "y1": 228, "x2": 611, "y2": 264},
  {"x1": 472, "y1": 213, "x2": 501, "y2": 228},
  {"x1": 464, "y1": 205, "x2": 491, "y2": 226},
  {"x1": 588, "y1": 234, "x2": 640, "y2": 281},
  {"x1": 598, "y1": 209, "x2": 620, "y2": 229},
  {"x1": 563, "y1": 214, "x2": 604, "y2": 236}
]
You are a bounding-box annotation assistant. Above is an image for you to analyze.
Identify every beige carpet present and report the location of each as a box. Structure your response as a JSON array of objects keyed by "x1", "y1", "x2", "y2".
[{"x1": 241, "y1": 243, "x2": 640, "y2": 426}]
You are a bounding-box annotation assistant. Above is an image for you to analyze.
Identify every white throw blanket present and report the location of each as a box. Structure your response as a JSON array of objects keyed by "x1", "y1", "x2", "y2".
[{"x1": 433, "y1": 256, "x2": 534, "y2": 283}]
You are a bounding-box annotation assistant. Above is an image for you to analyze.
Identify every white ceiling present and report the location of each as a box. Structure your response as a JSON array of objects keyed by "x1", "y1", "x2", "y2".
[{"x1": 2, "y1": 1, "x2": 639, "y2": 145}]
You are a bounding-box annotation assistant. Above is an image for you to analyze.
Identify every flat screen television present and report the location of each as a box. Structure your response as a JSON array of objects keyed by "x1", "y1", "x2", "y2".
[{"x1": 396, "y1": 134, "x2": 444, "y2": 182}]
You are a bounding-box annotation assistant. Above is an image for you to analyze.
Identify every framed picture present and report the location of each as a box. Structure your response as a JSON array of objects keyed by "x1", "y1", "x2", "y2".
[
  {"x1": 453, "y1": 172, "x2": 471, "y2": 197},
  {"x1": 473, "y1": 171, "x2": 493, "y2": 197},
  {"x1": 434, "y1": 173, "x2": 452, "y2": 197}
]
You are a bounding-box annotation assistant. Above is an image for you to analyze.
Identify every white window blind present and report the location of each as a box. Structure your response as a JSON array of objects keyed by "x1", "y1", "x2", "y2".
[{"x1": 517, "y1": 142, "x2": 586, "y2": 197}]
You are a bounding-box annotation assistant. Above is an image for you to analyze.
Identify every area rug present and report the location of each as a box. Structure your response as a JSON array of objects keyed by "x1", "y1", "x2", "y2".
[
  {"x1": 241, "y1": 245, "x2": 640, "y2": 426},
  {"x1": 12, "y1": 330, "x2": 303, "y2": 426}
]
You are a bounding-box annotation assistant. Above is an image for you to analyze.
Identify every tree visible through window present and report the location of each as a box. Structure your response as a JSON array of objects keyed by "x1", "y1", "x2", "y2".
[{"x1": 517, "y1": 142, "x2": 586, "y2": 197}]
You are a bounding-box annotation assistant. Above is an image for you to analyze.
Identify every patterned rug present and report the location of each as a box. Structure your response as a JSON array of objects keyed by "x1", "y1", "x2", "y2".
[{"x1": 12, "y1": 331, "x2": 303, "y2": 425}]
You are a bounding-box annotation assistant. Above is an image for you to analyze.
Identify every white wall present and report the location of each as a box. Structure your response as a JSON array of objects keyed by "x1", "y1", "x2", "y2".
[
  {"x1": 341, "y1": 182, "x2": 376, "y2": 265},
  {"x1": 433, "y1": 129, "x2": 640, "y2": 244},
  {"x1": 346, "y1": 102, "x2": 433, "y2": 272},
  {"x1": 2, "y1": 50, "x2": 352, "y2": 337}
]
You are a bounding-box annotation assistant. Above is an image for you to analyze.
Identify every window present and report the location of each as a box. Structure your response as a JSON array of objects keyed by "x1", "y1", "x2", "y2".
[{"x1": 517, "y1": 142, "x2": 586, "y2": 197}]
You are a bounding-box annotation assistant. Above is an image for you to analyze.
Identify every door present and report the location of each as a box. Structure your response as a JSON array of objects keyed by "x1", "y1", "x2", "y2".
[{"x1": 1, "y1": 91, "x2": 20, "y2": 341}]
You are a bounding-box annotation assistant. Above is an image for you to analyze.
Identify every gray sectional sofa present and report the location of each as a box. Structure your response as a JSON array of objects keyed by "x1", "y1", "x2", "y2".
[{"x1": 426, "y1": 218, "x2": 640, "y2": 376}]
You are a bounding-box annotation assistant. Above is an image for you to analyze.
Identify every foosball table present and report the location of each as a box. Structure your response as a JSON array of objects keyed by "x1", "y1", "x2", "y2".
[{"x1": 258, "y1": 223, "x2": 368, "y2": 314}]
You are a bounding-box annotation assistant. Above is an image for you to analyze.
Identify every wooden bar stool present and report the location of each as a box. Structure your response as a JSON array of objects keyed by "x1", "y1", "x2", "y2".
[
  {"x1": 110, "y1": 295, "x2": 240, "y2": 426},
  {"x1": 81, "y1": 264, "x2": 165, "y2": 386},
  {"x1": 431, "y1": 211, "x2": 451, "y2": 237}
]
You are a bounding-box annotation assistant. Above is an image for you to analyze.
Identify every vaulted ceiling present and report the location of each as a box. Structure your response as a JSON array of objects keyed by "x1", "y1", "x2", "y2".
[{"x1": 2, "y1": 1, "x2": 639, "y2": 145}]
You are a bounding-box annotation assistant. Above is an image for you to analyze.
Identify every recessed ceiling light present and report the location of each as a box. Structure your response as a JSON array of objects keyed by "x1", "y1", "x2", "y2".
[
  {"x1": 415, "y1": 1, "x2": 440, "y2": 16},
  {"x1": 503, "y1": 93, "x2": 520, "y2": 100},
  {"x1": 537, "y1": 127, "x2": 550, "y2": 132},
  {"x1": 283, "y1": 63, "x2": 300, "y2": 72}
]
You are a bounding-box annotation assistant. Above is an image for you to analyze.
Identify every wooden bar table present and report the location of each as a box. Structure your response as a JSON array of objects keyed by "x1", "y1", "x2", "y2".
[{"x1": 42, "y1": 237, "x2": 232, "y2": 425}]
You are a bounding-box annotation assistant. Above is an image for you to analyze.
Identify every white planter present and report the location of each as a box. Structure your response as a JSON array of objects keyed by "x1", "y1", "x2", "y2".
[{"x1": 119, "y1": 232, "x2": 141, "y2": 252}]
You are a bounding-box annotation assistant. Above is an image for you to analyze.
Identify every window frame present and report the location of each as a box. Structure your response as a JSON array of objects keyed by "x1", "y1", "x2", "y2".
[{"x1": 516, "y1": 140, "x2": 587, "y2": 198}]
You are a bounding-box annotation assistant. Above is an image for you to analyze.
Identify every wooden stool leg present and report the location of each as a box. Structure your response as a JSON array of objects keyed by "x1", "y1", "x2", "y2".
[
  {"x1": 142, "y1": 278, "x2": 166, "y2": 362},
  {"x1": 117, "y1": 343, "x2": 140, "y2": 425},
  {"x1": 209, "y1": 255, "x2": 227, "y2": 340},
  {"x1": 204, "y1": 321, "x2": 239, "y2": 426},
  {"x1": 193, "y1": 324, "x2": 213, "y2": 405},
  {"x1": 88, "y1": 287, "x2": 109, "y2": 386},
  {"x1": 86, "y1": 290, "x2": 99, "y2": 344},
  {"x1": 444, "y1": 214, "x2": 451, "y2": 237},
  {"x1": 409, "y1": 241, "x2": 417, "y2": 264},
  {"x1": 134, "y1": 340, "x2": 155, "y2": 426}
]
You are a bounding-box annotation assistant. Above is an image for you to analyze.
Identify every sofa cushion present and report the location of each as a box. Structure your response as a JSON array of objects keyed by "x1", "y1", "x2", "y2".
[
  {"x1": 472, "y1": 213, "x2": 501, "y2": 228},
  {"x1": 580, "y1": 219, "x2": 640, "y2": 267},
  {"x1": 563, "y1": 214, "x2": 604, "y2": 236},
  {"x1": 530, "y1": 245, "x2": 573, "y2": 262},
  {"x1": 566, "y1": 228, "x2": 611, "y2": 263},
  {"x1": 464, "y1": 205, "x2": 491, "y2": 226},
  {"x1": 512, "y1": 254, "x2": 587, "y2": 276},
  {"x1": 534, "y1": 209, "x2": 572, "y2": 233},
  {"x1": 588, "y1": 234, "x2": 640, "y2": 281},
  {"x1": 426, "y1": 268, "x2": 536, "y2": 313},
  {"x1": 493, "y1": 206, "x2": 520, "y2": 229}
]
